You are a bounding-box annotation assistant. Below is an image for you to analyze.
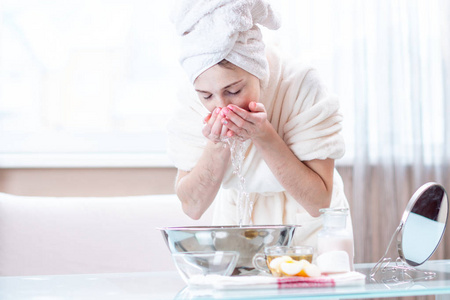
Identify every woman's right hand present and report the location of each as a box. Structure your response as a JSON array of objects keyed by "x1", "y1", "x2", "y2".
[
  {"x1": 202, "y1": 107, "x2": 233, "y2": 143},
  {"x1": 176, "y1": 107, "x2": 233, "y2": 220}
]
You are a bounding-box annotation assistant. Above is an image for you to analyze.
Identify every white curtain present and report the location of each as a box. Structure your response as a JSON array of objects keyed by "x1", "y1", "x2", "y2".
[
  {"x1": 270, "y1": 0, "x2": 450, "y2": 264},
  {"x1": 350, "y1": 0, "x2": 450, "y2": 264}
]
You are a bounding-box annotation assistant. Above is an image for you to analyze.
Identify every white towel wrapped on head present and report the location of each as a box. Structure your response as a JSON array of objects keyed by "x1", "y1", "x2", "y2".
[{"x1": 171, "y1": 0, "x2": 281, "y2": 83}]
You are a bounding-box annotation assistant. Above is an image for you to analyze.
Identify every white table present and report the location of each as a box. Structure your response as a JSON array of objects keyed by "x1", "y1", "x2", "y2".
[{"x1": 2, "y1": 260, "x2": 450, "y2": 299}]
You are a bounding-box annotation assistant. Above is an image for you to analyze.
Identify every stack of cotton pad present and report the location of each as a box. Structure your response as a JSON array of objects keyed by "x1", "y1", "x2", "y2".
[{"x1": 316, "y1": 250, "x2": 351, "y2": 274}]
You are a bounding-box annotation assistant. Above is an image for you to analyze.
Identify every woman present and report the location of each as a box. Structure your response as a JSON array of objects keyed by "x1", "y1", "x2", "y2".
[{"x1": 167, "y1": 0, "x2": 352, "y2": 248}]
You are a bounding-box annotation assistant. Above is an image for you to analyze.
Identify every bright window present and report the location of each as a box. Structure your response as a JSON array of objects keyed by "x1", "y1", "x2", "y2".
[
  {"x1": 0, "y1": 1, "x2": 182, "y2": 167},
  {"x1": 1, "y1": 0, "x2": 447, "y2": 167}
]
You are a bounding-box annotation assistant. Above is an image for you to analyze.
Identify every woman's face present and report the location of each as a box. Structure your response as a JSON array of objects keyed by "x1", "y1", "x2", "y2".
[{"x1": 193, "y1": 62, "x2": 260, "y2": 112}]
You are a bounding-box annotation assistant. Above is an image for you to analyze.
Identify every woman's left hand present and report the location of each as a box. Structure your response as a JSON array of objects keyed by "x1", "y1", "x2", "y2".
[{"x1": 220, "y1": 101, "x2": 269, "y2": 141}]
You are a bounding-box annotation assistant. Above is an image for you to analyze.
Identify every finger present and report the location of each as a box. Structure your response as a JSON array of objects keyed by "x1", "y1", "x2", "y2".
[
  {"x1": 213, "y1": 108, "x2": 233, "y2": 141},
  {"x1": 202, "y1": 112, "x2": 214, "y2": 137},
  {"x1": 203, "y1": 113, "x2": 212, "y2": 124},
  {"x1": 221, "y1": 116, "x2": 238, "y2": 133},
  {"x1": 205, "y1": 108, "x2": 220, "y2": 131},
  {"x1": 222, "y1": 107, "x2": 251, "y2": 130},
  {"x1": 207, "y1": 108, "x2": 221, "y2": 127},
  {"x1": 225, "y1": 105, "x2": 254, "y2": 125},
  {"x1": 222, "y1": 117, "x2": 249, "y2": 139},
  {"x1": 203, "y1": 108, "x2": 222, "y2": 141},
  {"x1": 220, "y1": 123, "x2": 228, "y2": 139},
  {"x1": 210, "y1": 113, "x2": 224, "y2": 138},
  {"x1": 208, "y1": 107, "x2": 221, "y2": 124},
  {"x1": 248, "y1": 101, "x2": 265, "y2": 113}
]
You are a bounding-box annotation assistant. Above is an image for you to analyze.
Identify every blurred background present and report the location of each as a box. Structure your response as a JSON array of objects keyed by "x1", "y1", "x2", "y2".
[{"x1": 0, "y1": 0, "x2": 449, "y2": 265}]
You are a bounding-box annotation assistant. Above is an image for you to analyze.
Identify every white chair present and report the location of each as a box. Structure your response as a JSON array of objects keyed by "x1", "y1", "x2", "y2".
[{"x1": 0, "y1": 193, "x2": 213, "y2": 276}]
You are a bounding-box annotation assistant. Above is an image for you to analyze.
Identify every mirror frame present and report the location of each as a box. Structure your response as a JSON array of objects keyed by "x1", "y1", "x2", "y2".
[{"x1": 397, "y1": 182, "x2": 448, "y2": 267}]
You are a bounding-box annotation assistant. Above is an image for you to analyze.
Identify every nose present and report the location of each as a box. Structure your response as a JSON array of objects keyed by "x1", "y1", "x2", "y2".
[{"x1": 217, "y1": 96, "x2": 229, "y2": 108}]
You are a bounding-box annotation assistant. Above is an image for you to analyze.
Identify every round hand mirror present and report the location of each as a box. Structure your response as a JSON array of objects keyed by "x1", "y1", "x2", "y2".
[
  {"x1": 398, "y1": 182, "x2": 448, "y2": 266},
  {"x1": 371, "y1": 182, "x2": 448, "y2": 279}
]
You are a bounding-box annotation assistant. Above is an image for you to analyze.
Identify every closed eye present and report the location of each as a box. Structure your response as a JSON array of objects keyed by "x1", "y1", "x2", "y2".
[{"x1": 227, "y1": 90, "x2": 241, "y2": 96}]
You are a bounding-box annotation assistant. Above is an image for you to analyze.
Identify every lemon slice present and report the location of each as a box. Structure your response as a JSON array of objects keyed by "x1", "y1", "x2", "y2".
[
  {"x1": 302, "y1": 262, "x2": 322, "y2": 277},
  {"x1": 280, "y1": 260, "x2": 304, "y2": 276},
  {"x1": 294, "y1": 259, "x2": 310, "y2": 277},
  {"x1": 269, "y1": 255, "x2": 293, "y2": 270},
  {"x1": 279, "y1": 259, "x2": 322, "y2": 277}
]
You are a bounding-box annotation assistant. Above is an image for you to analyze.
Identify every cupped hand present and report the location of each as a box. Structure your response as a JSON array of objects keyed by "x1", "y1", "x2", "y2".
[
  {"x1": 202, "y1": 107, "x2": 234, "y2": 143},
  {"x1": 219, "y1": 101, "x2": 268, "y2": 141}
]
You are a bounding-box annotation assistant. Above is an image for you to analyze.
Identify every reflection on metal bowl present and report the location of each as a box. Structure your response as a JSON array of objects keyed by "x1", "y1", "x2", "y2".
[{"x1": 158, "y1": 225, "x2": 297, "y2": 275}]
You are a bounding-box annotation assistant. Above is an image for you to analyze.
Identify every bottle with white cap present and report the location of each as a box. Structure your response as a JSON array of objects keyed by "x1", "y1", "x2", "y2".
[{"x1": 317, "y1": 207, "x2": 354, "y2": 272}]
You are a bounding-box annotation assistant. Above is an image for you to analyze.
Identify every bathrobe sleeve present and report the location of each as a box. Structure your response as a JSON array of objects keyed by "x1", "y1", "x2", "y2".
[
  {"x1": 166, "y1": 81, "x2": 209, "y2": 171},
  {"x1": 266, "y1": 53, "x2": 345, "y2": 161}
]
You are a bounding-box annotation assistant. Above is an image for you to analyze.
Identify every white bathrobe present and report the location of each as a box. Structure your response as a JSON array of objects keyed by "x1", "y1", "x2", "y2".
[{"x1": 167, "y1": 47, "x2": 352, "y2": 249}]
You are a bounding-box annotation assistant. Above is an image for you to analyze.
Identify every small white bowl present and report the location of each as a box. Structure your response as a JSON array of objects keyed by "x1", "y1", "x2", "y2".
[{"x1": 172, "y1": 251, "x2": 240, "y2": 284}]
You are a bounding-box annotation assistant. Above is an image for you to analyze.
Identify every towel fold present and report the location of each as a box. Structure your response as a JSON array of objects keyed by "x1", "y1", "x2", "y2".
[
  {"x1": 188, "y1": 272, "x2": 366, "y2": 290},
  {"x1": 171, "y1": 0, "x2": 281, "y2": 83}
]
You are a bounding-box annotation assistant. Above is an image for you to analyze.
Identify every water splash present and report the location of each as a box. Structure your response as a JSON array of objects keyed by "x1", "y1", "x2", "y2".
[{"x1": 221, "y1": 136, "x2": 254, "y2": 226}]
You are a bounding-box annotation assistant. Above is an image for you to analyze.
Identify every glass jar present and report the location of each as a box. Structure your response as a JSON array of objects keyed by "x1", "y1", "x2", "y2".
[{"x1": 317, "y1": 207, "x2": 354, "y2": 271}]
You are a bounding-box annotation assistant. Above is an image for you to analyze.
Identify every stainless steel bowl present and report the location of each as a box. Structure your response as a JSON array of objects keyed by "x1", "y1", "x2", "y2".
[{"x1": 158, "y1": 225, "x2": 297, "y2": 275}]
